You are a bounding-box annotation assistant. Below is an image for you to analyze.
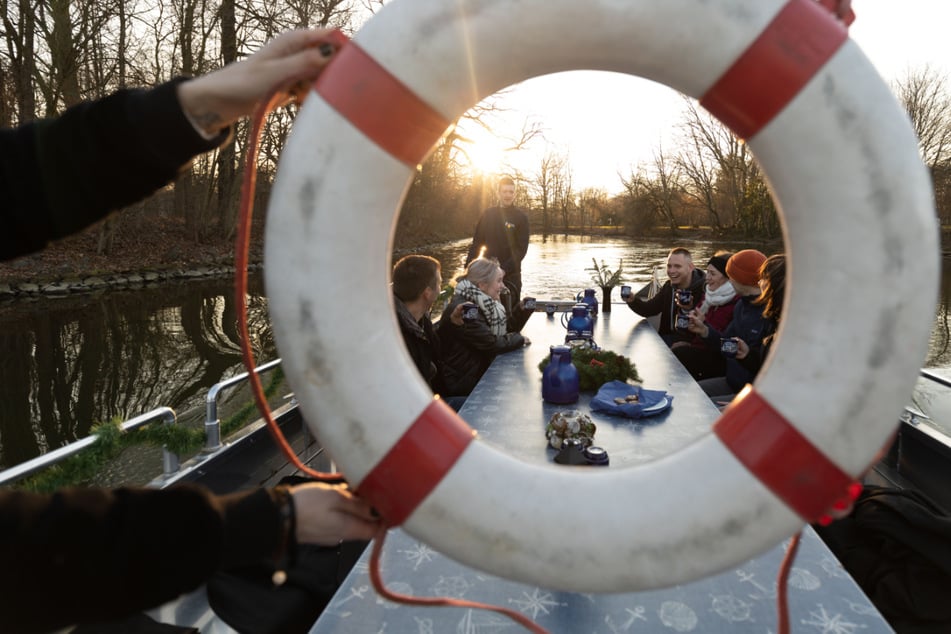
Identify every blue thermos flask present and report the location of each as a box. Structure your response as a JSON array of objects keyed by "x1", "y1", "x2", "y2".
[
  {"x1": 577, "y1": 288, "x2": 598, "y2": 317},
  {"x1": 542, "y1": 345, "x2": 580, "y2": 404},
  {"x1": 564, "y1": 304, "x2": 594, "y2": 345}
]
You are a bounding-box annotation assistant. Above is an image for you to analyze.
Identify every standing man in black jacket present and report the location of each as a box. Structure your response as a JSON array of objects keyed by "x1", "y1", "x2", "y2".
[{"x1": 465, "y1": 175, "x2": 530, "y2": 310}]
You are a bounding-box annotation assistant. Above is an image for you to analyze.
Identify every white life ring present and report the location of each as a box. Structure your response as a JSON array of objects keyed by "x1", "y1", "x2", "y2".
[{"x1": 265, "y1": 0, "x2": 937, "y2": 592}]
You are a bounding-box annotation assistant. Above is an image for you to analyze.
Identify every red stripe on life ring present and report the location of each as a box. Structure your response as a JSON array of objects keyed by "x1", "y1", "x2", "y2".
[
  {"x1": 714, "y1": 385, "x2": 858, "y2": 523},
  {"x1": 700, "y1": 0, "x2": 848, "y2": 139},
  {"x1": 356, "y1": 399, "x2": 476, "y2": 526},
  {"x1": 314, "y1": 40, "x2": 451, "y2": 166}
]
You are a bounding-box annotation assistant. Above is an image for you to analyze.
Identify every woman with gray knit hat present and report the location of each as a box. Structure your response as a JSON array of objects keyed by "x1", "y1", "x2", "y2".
[{"x1": 685, "y1": 249, "x2": 772, "y2": 400}]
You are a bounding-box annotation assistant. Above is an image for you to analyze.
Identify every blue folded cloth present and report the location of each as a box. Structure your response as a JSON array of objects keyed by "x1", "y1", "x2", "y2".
[{"x1": 590, "y1": 381, "x2": 672, "y2": 419}]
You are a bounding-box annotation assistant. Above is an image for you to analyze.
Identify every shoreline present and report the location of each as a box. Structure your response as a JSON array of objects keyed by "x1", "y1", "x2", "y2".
[
  {"x1": 3, "y1": 223, "x2": 944, "y2": 301},
  {"x1": 0, "y1": 263, "x2": 263, "y2": 301}
]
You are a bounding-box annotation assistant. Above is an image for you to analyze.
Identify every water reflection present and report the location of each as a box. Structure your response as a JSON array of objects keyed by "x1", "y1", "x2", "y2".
[
  {"x1": 414, "y1": 235, "x2": 739, "y2": 304},
  {"x1": 2, "y1": 235, "x2": 948, "y2": 466},
  {"x1": 0, "y1": 278, "x2": 274, "y2": 468}
]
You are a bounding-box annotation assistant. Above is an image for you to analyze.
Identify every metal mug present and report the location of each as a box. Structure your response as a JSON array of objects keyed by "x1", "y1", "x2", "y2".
[
  {"x1": 675, "y1": 288, "x2": 692, "y2": 306},
  {"x1": 462, "y1": 302, "x2": 479, "y2": 322},
  {"x1": 721, "y1": 338, "x2": 739, "y2": 358}
]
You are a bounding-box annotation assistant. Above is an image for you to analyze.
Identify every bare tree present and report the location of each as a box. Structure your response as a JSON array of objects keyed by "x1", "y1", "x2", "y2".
[
  {"x1": 1, "y1": 0, "x2": 38, "y2": 123},
  {"x1": 575, "y1": 187, "x2": 608, "y2": 236},
  {"x1": 35, "y1": 0, "x2": 120, "y2": 111},
  {"x1": 532, "y1": 150, "x2": 566, "y2": 236},
  {"x1": 676, "y1": 99, "x2": 749, "y2": 230},
  {"x1": 894, "y1": 66, "x2": 951, "y2": 169},
  {"x1": 360, "y1": 0, "x2": 385, "y2": 15},
  {"x1": 215, "y1": 0, "x2": 239, "y2": 237},
  {"x1": 554, "y1": 159, "x2": 573, "y2": 236},
  {"x1": 642, "y1": 145, "x2": 683, "y2": 232},
  {"x1": 578, "y1": 187, "x2": 609, "y2": 231},
  {"x1": 283, "y1": 0, "x2": 358, "y2": 30},
  {"x1": 674, "y1": 99, "x2": 778, "y2": 236},
  {"x1": 893, "y1": 66, "x2": 951, "y2": 226}
]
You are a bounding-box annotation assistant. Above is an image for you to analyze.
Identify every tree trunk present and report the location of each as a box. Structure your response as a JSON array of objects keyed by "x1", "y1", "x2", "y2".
[{"x1": 216, "y1": 0, "x2": 238, "y2": 237}]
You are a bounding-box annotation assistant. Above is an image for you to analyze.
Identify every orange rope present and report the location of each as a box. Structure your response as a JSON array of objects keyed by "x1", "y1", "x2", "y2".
[
  {"x1": 235, "y1": 80, "x2": 339, "y2": 482},
  {"x1": 235, "y1": 76, "x2": 550, "y2": 634},
  {"x1": 776, "y1": 531, "x2": 803, "y2": 634},
  {"x1": 368, "y1": 525, "x2": 550, "y2": 633}
]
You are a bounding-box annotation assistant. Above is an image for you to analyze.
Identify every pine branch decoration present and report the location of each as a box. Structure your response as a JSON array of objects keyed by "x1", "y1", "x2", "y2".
[
  {"x1": 587, "y1": 258, "x2": 624, "y2": 289},
  {"x1": 538, "y1": 347, "x2": 641, "y2": 391}
]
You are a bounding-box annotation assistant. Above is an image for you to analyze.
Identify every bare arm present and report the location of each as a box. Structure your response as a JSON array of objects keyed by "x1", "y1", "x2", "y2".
[{"x1": 177, "y1": 29, "x2": 338, "y2": 137}]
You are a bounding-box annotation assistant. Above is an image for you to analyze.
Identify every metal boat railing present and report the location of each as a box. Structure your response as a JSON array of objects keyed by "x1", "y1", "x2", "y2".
[
  {"x1": 3, "y1": 361, "x2": 944, "y2": 490},
  {"x1": 903, "y1": 369, "x2": 951, "y2": 432},
  {"x1": 204, "y1": 358, "x2": 283, "y2": 452},
  {"x1": 0, "y1": 407, "x2": 178, "y2": 487},
  {"x1": 920, "y1": 368, "x2": 951, "y2": 390},
  {"x1": 0, "y1": 359, "x2": 286, "y2": 488}
]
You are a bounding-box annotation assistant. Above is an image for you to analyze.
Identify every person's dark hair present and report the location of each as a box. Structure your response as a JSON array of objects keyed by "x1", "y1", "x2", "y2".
[
  {"x1": 498, "y1": 175, "x2": 515, "y2": 189},
  {"x1": 754, "y1": 254, "x2": 786, "y2": 321},
  {"x1": 392, "y1": 255, "x2": 440, "y2": 302},
  {"x1": 707, "y1": 250, "x2": 732, "y2": 277}
]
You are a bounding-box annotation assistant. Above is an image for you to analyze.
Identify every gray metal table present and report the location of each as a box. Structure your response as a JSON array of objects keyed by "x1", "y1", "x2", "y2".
[{"x1": 311, "y1": 307, "x2": 892, "y2": 633}]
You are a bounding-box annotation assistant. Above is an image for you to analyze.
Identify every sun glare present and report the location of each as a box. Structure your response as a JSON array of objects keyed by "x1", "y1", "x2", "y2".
[{"x1": 461, "y1": 133, "x2": 509, "y2": 176}]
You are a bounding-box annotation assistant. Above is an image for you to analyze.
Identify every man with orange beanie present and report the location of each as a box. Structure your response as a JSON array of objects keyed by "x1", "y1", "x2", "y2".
[{"x1": 686, "y1": 249, "x2": 773, "y2": 399}]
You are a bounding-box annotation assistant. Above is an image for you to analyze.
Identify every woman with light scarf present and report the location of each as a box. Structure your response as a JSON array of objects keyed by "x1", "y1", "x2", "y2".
[
  {"x1": 436, "y1": 257, "x2": 532, "y2": 397},
  {"x1": 672, "y1": 253, "x2": 739, "y2": 380}
]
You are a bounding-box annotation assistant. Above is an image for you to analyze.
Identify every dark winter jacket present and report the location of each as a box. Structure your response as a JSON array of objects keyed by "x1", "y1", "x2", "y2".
[
  {"x1": 815, "y1": 485, "x2": 951, "y2": 633},
  {"x1": 436, "y1": 296, "x2": 527, "y2": 396},
  {"x1": 628, "y1": 269, "x2": 706, "y2": 341},
  {"x1": 1, "y1": 78, "x2": 226, "y2": 262},
  {"x1": 465, "y1": 205, "x2": 530, "y2": 277},
  {"x1": 0, "y1": 485, "x2": 286, "y2": 633},
  {"x1": 394, "y1": 295, "x2": 444, "y2": 393},
  {"x1": 701, "y1": 294, "x2": 774, "y2": 391},
  {"x1": 0, "y1": 82, "x2": 271, "y2": 634}
]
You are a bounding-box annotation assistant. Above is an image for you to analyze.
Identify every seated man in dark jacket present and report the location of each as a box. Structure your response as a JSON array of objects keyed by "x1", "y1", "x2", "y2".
[
  {"x1": 392, "y1": 255, "x2": 448, "y2": 392},
  {"x1": 625, "y1": 247, "x2": 705, "y2": 346},
  {"x1": 437, "y1": 257, "x2": 531, "y2": 397}
]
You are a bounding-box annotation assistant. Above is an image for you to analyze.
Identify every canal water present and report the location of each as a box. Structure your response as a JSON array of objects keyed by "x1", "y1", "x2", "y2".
[{"x1": 2, "y1": 235, "x2": 950, "y2": 469}]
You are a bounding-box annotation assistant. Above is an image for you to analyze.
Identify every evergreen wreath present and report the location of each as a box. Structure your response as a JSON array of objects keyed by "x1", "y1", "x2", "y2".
[{"x1": 538, "y1": 347, "x2": 641, "y2": 391}]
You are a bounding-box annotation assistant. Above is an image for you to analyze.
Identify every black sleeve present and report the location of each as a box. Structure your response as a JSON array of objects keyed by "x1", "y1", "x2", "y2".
[
  {"x1": 0, "y1": 485, "x2": 280, "y2": 633},
  {"x1": 455, "y1": 318, "x2": 523, "y2": 352},
  {"x1": 737, "y1": 327, "x2": 775, "y2": 375},
  {"x1": 439, "y1": 302, "x2": 524, "y2": 354},
  {"x1": 466, "y1": 213, "x2": 486, "y2": 267},
  {"x1": 516, "y1": 211, "x2": 530, "y2": 261},
  {"x1": 629, "y1": 282, "x2": 668, "y2": 318},
  {"x1": 0, "y1": 78, "x2": 228, "y2": 262}
]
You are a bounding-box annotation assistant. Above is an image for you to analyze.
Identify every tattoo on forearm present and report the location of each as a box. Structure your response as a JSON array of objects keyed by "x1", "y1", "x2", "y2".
[{"x1": 194, "y1": 111, "x2": 223, "y2": 133}]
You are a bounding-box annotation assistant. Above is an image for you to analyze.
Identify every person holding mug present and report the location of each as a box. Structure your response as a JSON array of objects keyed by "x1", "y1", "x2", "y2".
[{"x1": 437, "y1": 257, "x2": 531, "y2": 397}]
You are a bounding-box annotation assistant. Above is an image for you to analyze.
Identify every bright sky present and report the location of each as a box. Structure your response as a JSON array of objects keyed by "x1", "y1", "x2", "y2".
[{"x1": 454, "y1": 0, "x2": 951, "y2": 196}]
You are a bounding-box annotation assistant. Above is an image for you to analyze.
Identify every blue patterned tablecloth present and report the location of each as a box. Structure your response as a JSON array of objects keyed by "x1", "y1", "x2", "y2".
[{"x1": 311, "y1": 308, "x2": 893, "y2": 633}]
